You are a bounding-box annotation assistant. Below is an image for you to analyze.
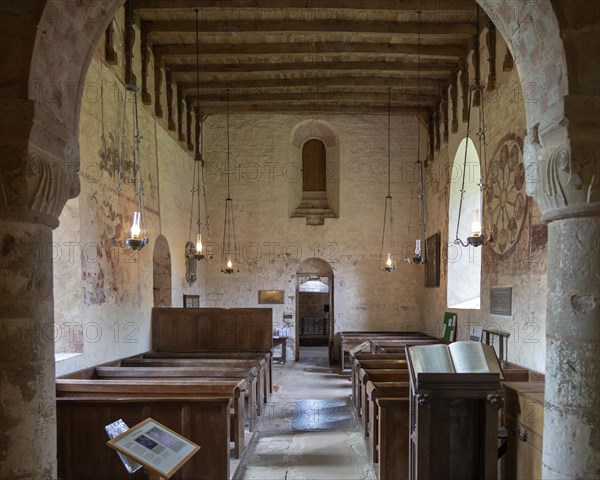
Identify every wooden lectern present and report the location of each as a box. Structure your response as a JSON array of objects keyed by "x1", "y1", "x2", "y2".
[{"x1": 406, "y1": 345, "x2": 503, "y2": 480}]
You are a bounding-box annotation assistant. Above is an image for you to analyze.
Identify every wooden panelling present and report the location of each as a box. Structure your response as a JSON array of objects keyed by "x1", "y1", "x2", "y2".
[{"x1": 152, "y1": 307, "x2": 273, "y2": 352}]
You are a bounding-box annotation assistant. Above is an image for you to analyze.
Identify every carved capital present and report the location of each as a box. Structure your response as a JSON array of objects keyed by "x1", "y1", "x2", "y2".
[
  {"x1": 0, "y1": 100, "x2": 78, "y2": 228},
  {"x1": 525, "y1": 122, "x2": 598, "y2": 222}
]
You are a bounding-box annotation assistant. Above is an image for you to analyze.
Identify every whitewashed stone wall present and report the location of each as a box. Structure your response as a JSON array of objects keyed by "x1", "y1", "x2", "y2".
[
  {"x1": 53, "y1": 50, "x2": 198, "y2": 376},
  {"x1": 421, "y1": 28, "x2": 548, "y2": 373},
  {"x1": 202, "y1": 113, "x2": 424, "y2": 360}
]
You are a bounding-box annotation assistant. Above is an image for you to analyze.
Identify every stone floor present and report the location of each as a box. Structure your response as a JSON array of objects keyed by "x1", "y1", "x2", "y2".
[{"x1": 234, "y1": 346, "x2": 376, "y2": 480}]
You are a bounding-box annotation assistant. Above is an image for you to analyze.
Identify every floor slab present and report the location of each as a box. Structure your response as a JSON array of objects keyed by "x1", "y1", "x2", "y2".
[{"x1": 235, "y1": 347, "x2": 376, "y2": 480}]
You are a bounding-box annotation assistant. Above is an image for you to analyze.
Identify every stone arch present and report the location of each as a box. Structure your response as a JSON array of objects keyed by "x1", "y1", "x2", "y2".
[
  {"x1": 153, "y1": 235, "x2": 172, "y2": 307},
  {"x1": 476, "y1": 0, "x2": 598, "y2": 212},
  {"x1": 289, "y1": 119, "x2": 340, "y2": 223}
]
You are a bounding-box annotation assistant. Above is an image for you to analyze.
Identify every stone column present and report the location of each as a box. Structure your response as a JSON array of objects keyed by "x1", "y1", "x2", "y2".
[
  {"x1": 542, "y1": 210, "x2": 600, "y2": 479},
  {"x1": 526, "y1": 127, "x2": 600, "y2": 477},
  {"x1": 0, "y1": 100, "x2": 77, "y2": 479}
]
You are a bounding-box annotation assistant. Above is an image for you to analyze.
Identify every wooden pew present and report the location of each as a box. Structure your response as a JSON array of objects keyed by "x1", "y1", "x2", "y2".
[
  {"x1": 351, "y1": 358, "x2": 408, "y2": 413},
  {"x1": 57, "y1": 396, "x2": 231, "y2": 480},
  {"x1": 339, "y1": 331, "x2": 431, "y2": 370},
  {"x1": 56, "y1": 378, "x2": 248, "y2": 459},
  {"x1": 120, "y1": 357, "x2": 268, "y2": 416},
  {"x1": 94, "y1": 365, "x2": 259, "y2": 443},
  {"x1": 359, "y1": 369, "x2": 410, "y2": 435},
  {"x1": 365, "y1": 382, "x2": 411, "y2": 480},
  {"x1": 137, "y1": 351, "x2": 273, "y2": 405}
]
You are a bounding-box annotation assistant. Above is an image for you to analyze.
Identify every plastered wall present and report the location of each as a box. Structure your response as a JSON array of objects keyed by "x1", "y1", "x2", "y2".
[
  {"x1": 201, "y1": 113, "x2": 425, "y2": 360},
  {"x1": 53, "y1": 39, "x2": 199, "y2": 376},
  {"x1": 420, "y1": 27, "x2": 548, "y2": 373}
]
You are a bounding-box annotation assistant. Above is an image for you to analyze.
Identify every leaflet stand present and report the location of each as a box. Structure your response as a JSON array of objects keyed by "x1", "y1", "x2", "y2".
[{"x1": 107, "y1": 417, "x2": 200, "y2": 479}]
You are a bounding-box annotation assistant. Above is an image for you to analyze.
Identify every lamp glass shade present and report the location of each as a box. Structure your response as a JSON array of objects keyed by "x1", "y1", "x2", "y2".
[
  {"x1": 195, "y1": 233, "x2": 203, "y2": 254},
  {"x1": 130, "y1": 211, "x2": 141, "y2": 239},
  {"x1": 471, "y1": 208, "x2": 482, "y2": 236}
]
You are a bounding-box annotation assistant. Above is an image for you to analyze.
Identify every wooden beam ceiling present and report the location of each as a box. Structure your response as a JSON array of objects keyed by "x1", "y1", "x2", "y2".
[{"x1": 132, "y1": 1, "x2": 479, "y2": 116}]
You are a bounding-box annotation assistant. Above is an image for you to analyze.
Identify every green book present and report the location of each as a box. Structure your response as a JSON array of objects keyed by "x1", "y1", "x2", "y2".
[{"x1": 442, "y1": 312, "x2": 457, "y2": 342}]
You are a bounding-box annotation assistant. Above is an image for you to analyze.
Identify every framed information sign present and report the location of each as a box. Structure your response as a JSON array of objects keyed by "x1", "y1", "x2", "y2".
[{"x1": 107, "y1": 417, "x2": 200, "y2": 479}]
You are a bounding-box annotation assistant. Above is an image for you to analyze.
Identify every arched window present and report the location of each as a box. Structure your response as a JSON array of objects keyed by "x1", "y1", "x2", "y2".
[
  {"x1": 302, "y1": 139, "x2": 327, "y2": 191},
  {"x1": 447, "y1": 138, "x2": 481, "y2": 309}
]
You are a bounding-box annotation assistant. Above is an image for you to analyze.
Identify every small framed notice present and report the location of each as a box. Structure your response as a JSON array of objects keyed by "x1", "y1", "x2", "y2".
[
  {"x1": 490, "y1": 287, "x2": 512, "y2": 316},
  {"x1": 107, "y1": 418, "x2": 200, "y2": 479},
  {"x1": 258, "y1": 290, "x2": 284, "y2": 304}
]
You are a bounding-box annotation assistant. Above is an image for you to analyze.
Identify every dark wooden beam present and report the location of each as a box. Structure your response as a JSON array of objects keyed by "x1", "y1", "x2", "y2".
[
  {"x1": 197, "y1": 103, "x2": 432, "y2": 115},
  {"x1": 132, "y1": 0, "x2": 475, "y2": 13},
  {"x1": 166, "y1": 60, "x2": 459, "y2": 75},
  {"x1": 154, "y1": 43, "x2": 466, "y2": 61},
  {"x1": 190, "y1": 91, "x2": 439, "y2": 106},
  {"x1": 178, "y1": 76, "x2": 447, "y2": 91},
  {"x1": 144, "y1": 19, "x2": 476, "y2": 37}
]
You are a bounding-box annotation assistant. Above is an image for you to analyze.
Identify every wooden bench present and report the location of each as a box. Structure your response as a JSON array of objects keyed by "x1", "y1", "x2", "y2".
[
  {"x1": 350, "y1": 358, "x2": 408, "y2": 413},
  {"x1": 56, "y1": 378, "x2": 248, "y2": 459},
  {"x1": 120, "y1": 357, "x2": 268, "y2": 415},
  {"x1": 365, "y1": 382, "x2": 411, "y2": 480},
  {"x1": 57, "y1": 396, "x2": 231, "y2": 480}
]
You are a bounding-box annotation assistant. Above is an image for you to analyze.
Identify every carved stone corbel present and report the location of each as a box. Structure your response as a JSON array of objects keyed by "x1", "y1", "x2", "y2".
[
  {"x1": 154, "y1": 62, "x2": 164, "y2": 118},
  {"x1": 186, "y1": 98, "x2": 194, "y2": 151},
  {"x1": 140, "y1": 24, "x2": 152, "y2": 105},
  {"x1": 459, "y1": 59, "x2": 469, "y2": 122},
  {"x1": 166, "y1": 69, "x2": 175, "y2": 131},
  {"x1": 177, "y1": 84, "x2": 185, "y2": 142},
  {"x1": 441, "y1": 89, "x2": 449, "y2": 143},
  {"x1": 450, "y1": 71, "x2": 459, "y2": 133},
  {"x1": 486, "y1": 18, "x2": 497, "y2": 91}
]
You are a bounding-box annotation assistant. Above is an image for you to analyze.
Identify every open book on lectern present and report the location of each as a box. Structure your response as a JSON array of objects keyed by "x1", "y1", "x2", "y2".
[{"x1": 409, "y1": 341, "x2": 503, "y2": 378}]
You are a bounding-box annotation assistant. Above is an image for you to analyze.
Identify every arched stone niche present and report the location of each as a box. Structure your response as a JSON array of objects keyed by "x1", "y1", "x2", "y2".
[{"x1": 289, "y1": 119, "x2": 340, "y2": 225}]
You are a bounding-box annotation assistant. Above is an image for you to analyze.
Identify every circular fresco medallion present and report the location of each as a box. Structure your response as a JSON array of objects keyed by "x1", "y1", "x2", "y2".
[{"x1": 484, "y1": 135, "x2": 528, "y2": 256}]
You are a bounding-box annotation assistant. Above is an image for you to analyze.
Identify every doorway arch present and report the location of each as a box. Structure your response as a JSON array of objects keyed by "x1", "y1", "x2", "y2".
[
  {"x1": 295, "y1": 258, "x2": 334, "y2": 363},
  {"x1": 153, "y1": 235, "x2": 172, "y2": 307}
]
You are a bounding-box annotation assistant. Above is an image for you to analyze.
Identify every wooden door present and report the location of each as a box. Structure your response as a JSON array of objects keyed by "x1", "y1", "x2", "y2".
[{"x1": 302, "y1": 139, "x2": 326, "y2": 191}]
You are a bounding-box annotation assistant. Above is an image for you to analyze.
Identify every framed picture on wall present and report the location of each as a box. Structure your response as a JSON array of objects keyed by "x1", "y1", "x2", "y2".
[
  {"x1": 425, "y1": 233, "x2": 441, "y2": 287},
  {"x1": 183, "y1": 294, "x2": 200, "y2": 308},
  {"x1": 258, "y1": 290, "x2": 284, "y2": 304}
]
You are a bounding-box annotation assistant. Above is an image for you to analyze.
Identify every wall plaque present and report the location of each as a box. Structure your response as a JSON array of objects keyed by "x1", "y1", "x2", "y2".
[
  {"x1": 258, "y1": 290, "x2": 284, "y2": 304},
  {"x1": 490, "y1": 287, "x2": 512, "y2": 316}
]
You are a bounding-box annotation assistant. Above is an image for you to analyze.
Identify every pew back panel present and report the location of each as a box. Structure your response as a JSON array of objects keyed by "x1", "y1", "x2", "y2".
[
  {"x1": 57, "y1": 397, "x2": 231, "y2": 480},
  {"x1": 152, "y1": 307, "x2": 273, "y2": 352}
]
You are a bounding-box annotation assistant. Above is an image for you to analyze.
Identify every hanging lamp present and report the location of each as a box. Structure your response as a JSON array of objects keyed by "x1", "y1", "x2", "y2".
[
  {"x1": 185, "y1": 8, "x2": 211, "y2": 285},
  {"x1": 221, "y1": 90, "x2": 239, "y2": 274},
  {"x1": 403, "y1": 10, "x2": 427, "y2": 264},
  {"x1": 454, "y1": 6, "x2": 494, "y2": 248},
  {"x1": 122, "y1": 3, "x2": 148, "y2": 251},
  {"x1": 379, "y1": 87, "x2": 397, "y2": 272}
]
